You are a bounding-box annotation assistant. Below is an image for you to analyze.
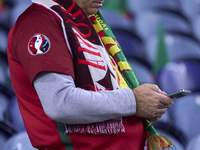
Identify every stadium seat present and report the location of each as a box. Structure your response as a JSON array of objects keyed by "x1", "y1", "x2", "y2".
[
  {"x1": 156, "y1": 60, "x2": 200, "y2": 93},
  {"x1": 128, "y1": 59, "x2": 155, "y2": 84},
  {"x1": 127, "y1": 0, "x2": 179, "y2": 15},
  {"x1": 152, "y1": 121, "x2": 186, "y2": 149},
  {"x1": 0, "y1": 65, "x2": 6, "y2": 86},
  {"x1": 7, "y1": 97, "x2": 26, "y2": 132},
  {"x1": 186, "y1": 134, "x2": 200, "y2": 150},
  {"x1": 0, "y1": 84, "x2": 15, "y2": 122},
  {"x1": 169, "y1": 93, "x2": 200, "y2": 142},
  {"x1": 134, "y1": 9, "x2": 192, "y2": 41},
  {"x1": 0, "y1": 2, "x2": 11, "y2": 31},
  {"x1": 111, "y1": 28, "x2": 155, "y2": 84},
  {"x1": 0, "y1": 29, "x2": 8, "y2": 54},
  {"x1": 191, "y1": 15, "x2": 200, "y2": 41},
  {"x1": 145, "y1": 31, "x2": 200, "y2": 65},
  {"x1": 8, "y1": 2, "x2": 32, "y2": 27},
  {"x1": 111, "y1": 28, "x2": 146, "y2": 60},
  {"x1": 0, "y1": 94, "x2": 8, "y2": 122},
  {"x1": 155, "y1": 109, "x2": 171, "y2": 123},
  {"x1": 0, "y1": 52, "x2": 10, "y2": 86},
  {"x1": 0, "y1": 121, "x2": 16, "y2": 150},
  {"x1": 3, "y1": 131, "x2": 37, "y2": 150},
  {"x1": 179, "y1": 0, "x2": 200, "y2": 22},
  {"x1": 99, "y1": 9, "x2": 133, "y2": 30},
  {"x1": 0, "y1": 51, "x2": 13, "y2": 90}
]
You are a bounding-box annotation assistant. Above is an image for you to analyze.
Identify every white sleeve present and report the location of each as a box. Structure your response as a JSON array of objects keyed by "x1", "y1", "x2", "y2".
[{"x1": 33, "y1": 72, "x2": 137, "y2": 124}]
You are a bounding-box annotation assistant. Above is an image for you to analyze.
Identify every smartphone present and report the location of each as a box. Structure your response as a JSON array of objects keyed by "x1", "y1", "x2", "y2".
[{"x1": 167, "y1": 89, "x2": 192, "y2": 99}]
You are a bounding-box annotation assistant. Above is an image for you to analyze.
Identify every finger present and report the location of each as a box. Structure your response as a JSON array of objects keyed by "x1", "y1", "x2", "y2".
[
  {"x1": 161, "y1": 91, "x2": 167, "y2": 95},
  {"x1": 155, "y1": 108, "x2": 167, "y2": 116},
  {"x1": 159, "y1": 95, "x2": 174, "y2": 106},
  {"x1": 158, "y1": 100, "x2": 174, "y2": 109}
]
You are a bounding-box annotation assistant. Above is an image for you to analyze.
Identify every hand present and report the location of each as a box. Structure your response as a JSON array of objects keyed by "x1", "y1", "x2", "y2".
[{"x1": 132, "y1": 84, "x2": 174, "y2": 119}]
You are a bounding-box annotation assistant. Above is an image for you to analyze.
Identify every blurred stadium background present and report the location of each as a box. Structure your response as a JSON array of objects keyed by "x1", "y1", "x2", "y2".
[{"x1": 1, "y1": 0, "x2": 200, "y2": 149}]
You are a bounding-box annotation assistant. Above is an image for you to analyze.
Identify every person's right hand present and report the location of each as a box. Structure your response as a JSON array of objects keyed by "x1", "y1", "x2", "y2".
[{"x1": 132, "y1": 84, "x2": 174, "y2": 120}]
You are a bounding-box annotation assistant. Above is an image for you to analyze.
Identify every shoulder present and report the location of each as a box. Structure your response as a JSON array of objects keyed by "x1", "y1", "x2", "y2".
[
  {"x1": 16, "y1": 3, "x2": 61, "y2": 29},
  {"x1": 10, "y1": 3, "x2": 69, "y2": 63},
  {"x1": 12, "y1": 3, "x2": 64, "y2": 50}
]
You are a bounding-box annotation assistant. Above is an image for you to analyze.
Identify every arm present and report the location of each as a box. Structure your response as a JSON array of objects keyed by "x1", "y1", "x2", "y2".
[
  {"x1": 33, "y1": 72, "x2": 136, "y2": 124},
  {"x1": 34, "y1": 72, "x2": 174, "y2": 124}
]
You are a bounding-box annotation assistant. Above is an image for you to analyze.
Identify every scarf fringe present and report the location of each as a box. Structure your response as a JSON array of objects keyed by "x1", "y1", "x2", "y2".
[
  {"x1": 147, "y1": 134, "x2": 174, "y2": 150},
  {"x1": 64, "y1": 120, "x2": 125, "y2": 134}
]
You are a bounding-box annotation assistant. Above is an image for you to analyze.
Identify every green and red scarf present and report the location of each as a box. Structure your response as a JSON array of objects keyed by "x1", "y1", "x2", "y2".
[{"x1": 90, "y1": 11, "x2": 174, "y2": 150}]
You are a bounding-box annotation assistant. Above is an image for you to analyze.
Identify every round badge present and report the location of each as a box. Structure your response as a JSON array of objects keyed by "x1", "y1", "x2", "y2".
[{"x1": 28, "y1": 33, "x2": 51, "y2": 55}]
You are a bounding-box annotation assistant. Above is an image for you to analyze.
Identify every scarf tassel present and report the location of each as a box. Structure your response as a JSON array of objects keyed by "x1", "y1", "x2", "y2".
[
  {"x1": 147, "y1": 134, "x2": 174, "y2": 150},
  {"x1": 144, "y1": 119, "x2": 174, "y2": 150}
]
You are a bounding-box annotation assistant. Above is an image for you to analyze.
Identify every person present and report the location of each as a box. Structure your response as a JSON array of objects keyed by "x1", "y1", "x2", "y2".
[{"x1": 7, "y1": 0, "x2": 174, "y2": 149}]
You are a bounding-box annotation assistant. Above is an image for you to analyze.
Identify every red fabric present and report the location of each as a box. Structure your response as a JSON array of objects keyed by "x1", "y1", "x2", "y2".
[
  {"x1": 7, "y1": 4, "x2": 74, "y2": 149},
  {"x1": 69, "y1": 116, "x2": 146, "y2": 150}
]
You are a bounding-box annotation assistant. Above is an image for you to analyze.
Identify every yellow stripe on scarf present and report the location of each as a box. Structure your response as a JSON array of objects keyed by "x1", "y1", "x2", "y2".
[
  {"x1": 110, "y1": 61, "x2": 129, "y2": 89},
  {"x1": 92, "y1": 22, "x2": 103, "y2": 33},
  {"x1": 109, "y1": 45, "x2": 121, "y2": 56},
  {"x1": 118, "y1": 61, "x2": 132, "y2": 72}
]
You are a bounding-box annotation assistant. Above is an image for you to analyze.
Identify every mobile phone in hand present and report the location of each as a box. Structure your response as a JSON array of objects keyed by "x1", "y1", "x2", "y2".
[{"x1": 167, "y1": 89, "x2": 192, "y2": 99}]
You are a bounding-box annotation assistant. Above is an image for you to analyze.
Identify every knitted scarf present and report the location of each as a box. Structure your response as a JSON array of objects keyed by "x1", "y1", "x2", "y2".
[
  {"x1": 32, "y1": 0, "x2": 174, "y2": 149},
  {"x1": 91, "y1": 11, "x2": 174, "y2": 150}
]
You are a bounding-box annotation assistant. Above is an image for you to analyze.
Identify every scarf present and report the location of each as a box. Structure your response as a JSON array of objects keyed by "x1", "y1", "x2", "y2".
[
  {"x1": 91, "y1": 11, "x2": 174, "y2": 150},
  {"x1": 32, "y1": 0, "x2": 174, "y2": 149},
  {"x1": 33, "y1": 0, "x2": 127, "y2": 135}
]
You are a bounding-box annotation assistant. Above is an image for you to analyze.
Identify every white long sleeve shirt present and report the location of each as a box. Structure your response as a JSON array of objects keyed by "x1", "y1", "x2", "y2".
[{"x1": 33, "y1": 72, "x2": 137, "y2": 124}]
